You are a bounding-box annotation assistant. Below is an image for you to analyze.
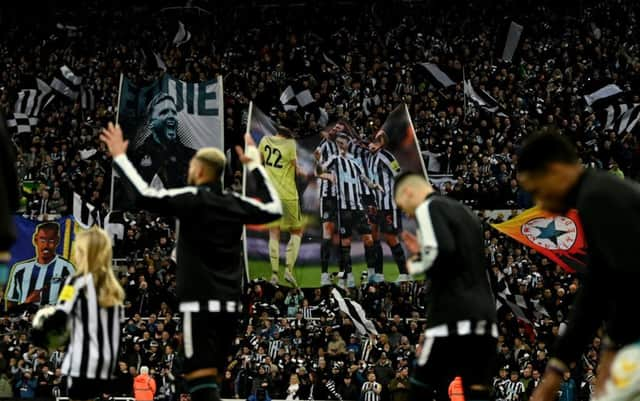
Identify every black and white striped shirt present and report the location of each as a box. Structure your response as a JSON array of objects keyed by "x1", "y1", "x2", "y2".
[
  {"x1": 268, "y1": 339, "x2": 282, "y2": 359},
  {"x1": 504, "y1": 380, "x2": 525, "y2": 401},
  {"x1": 316, "y1": 139, "x2": 339, "y2": 198},
  {"x1": 349, "y1": 143, "x2": 373, "y2": 196},
  {"x1": 57, "y1": 274, "x2": 123, "y2": 380},
  {"x1": 323, "y1": 154, "x2": 365, "y2": 211},
  {"x1": 370, "y1": 150, "x2": 401, "y2": 210},
  {"x1": 6, "y1": 255, "x2": 75, "y2": 305},
  {"x1": 361, "y1": 381, "x2": 381, "y2": 401}
]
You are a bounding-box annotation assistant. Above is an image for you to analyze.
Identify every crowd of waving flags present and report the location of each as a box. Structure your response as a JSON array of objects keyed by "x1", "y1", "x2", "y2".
[{"x1": 6, "y1": 65, "x2": 95, "y2": 135}]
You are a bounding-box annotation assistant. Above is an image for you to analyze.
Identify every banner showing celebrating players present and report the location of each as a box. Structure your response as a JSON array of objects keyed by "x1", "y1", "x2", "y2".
[
  {"x1": 4, "y1": 216, "x2": 80, "y2": 311},
  {"x1": 244, "y1": 103, "x2": 428, "y2": 288},
  {"x1": 111, "y1": 73, "x2": 224, "y2": 209},
  {"x1": 491, "y1": 207, "x2": 587, "y2": 273}
]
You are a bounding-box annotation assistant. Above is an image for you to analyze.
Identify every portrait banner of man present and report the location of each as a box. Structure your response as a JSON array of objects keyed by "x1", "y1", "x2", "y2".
[
  {"x1": 5, "y1": 216, "x2": 78, "y2": 312},
  {"x1": 112, "y1": 74, "x2": 224, "y2": 209},
  {"x1": 244, "y1": 103, "x2": 428, "y2": 288}
]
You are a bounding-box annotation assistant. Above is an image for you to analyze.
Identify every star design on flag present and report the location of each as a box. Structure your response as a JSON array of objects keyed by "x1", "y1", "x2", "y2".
[{"x1": 535, "y1": 219, "x2": 568, "y2": 246}]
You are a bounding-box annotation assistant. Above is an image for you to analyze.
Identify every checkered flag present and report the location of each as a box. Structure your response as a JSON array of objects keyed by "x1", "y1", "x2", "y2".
[{"x1": 6, "y1": 113, "x2": 38, "y2": 134}]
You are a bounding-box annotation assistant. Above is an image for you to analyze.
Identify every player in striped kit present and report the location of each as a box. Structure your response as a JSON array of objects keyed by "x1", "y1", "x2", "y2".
[
  {"x1": 368, "y1": 130, "x2": 410, "y2": 283},
  {"x1": 318, "y1": 133, "x2": 378, "y2": 288},
  {"x1": 314, "y1": 123, "x2": 341, "y2": 286}
]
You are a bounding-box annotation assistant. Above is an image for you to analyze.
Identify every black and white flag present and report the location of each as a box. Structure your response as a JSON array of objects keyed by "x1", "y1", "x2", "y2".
[
  {"x1": 80, "y1": 86, "x2": 95, "y2": 110},
  {"x1": 6, "y1": 113, "x2": 38, "y2": 134},
  {"x1": 496, "y1": 292, "x2": 548, "y2": 326},
  {"x1": 279, "y1": 85, "x2": 314, "y2": 109},
  {"x1": 502, "y1": 21, "x2": 523, "y2": 62},
  {"x1": 331, "y1": 288, "x2": 378, "y2": 336},
  {"x1": 611, "y1": 104, "x2": 640, "y2": 135},
  {"x1": 15, "y1": 78, "x2": 55, "y2": 117},
  {"x1": 73, "y1": 192, "x2": 100, "y2": 229},
  {"x1": 173, "y1": 21, "x2": 191, "y2": 47},
  {"x1": 464, "y1": 80, "x2": 507, "y2": 116},
  {"x1": 103, "y1": 211, "x2": 125, "y2": 242},
  {"x1": 584, "y1": 84, "x2": 623, "y2": 107},
  {"x1": 51, "y1": 65, "x2": 82, "y2": 100},
  {"x1": 419, "y1": 63, "x2": 455, "y2": 88}
]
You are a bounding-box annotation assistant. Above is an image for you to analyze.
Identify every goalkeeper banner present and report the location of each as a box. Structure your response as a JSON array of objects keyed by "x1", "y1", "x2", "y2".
[
  {"x1": 244, "y1": 102, "x2": 428, "y2": 287},
  {"x1": 491, "y1": 207, "x2": 587, "y2": 273}
]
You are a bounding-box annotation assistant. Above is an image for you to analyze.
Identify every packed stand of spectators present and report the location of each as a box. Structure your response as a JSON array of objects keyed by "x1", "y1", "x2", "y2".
[{"x1": 2, "y1": 0, "x2": 640, "y2": 399}]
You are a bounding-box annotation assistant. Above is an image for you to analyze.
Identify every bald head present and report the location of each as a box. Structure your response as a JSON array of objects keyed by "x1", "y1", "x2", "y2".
[
  {"x1": 394, "y1": 173, "x2": 433, "y2": 216},
  {"x1": 188, "y1": 147, "x2": 226, "y2": 185}
]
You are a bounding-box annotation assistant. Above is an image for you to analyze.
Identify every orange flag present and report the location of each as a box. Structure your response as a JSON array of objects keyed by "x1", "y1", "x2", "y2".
[{"x1": 491, "y1": 207, "x2": 587, "y2": 273}]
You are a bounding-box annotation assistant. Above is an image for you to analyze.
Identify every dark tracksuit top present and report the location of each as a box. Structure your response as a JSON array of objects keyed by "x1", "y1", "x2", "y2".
[
  {"x1": 552, "y1": 169, "x2": 640, "y2": 365},
  {"x1": 410, "y1": 193, "x2": 497, "y2": 337},
  {"x1": 113, "y1": 151, "x2": 282, "y2": 304}
]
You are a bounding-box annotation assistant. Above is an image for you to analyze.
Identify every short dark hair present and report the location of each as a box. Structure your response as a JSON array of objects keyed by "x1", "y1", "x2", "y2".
[
  {"x1": 517, "y1": 132, "x2": 578, "y2": 173},
  {"x1": 36, "y1": 222, "x2": 60, "y2": 236}
]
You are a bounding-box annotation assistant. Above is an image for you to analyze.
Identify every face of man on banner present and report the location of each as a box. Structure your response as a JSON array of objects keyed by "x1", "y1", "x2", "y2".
[
  {"x1": 148, "y1": 93, "x2": 178, "y2": 145},
  {"x1": 32, "y1": 224, "x2": 60, "y2": 265}
]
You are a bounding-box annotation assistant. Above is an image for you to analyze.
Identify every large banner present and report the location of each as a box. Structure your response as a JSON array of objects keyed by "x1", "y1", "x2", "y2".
[
  {"x1": 245, "y1": 103, "x2": 427, "y2": 287},
  {"x1": 113, "y1": 74, "x2": 224, "y2": 208},
  {"x1": 492, "y1": 207, "x2": 587, "y2": 273},
  {"x1": 4, "y1": 216, "x2": 79, "y2": 311}
]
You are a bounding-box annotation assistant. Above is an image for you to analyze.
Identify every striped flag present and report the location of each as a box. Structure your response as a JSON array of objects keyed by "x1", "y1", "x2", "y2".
[
  {"x1": 331, "y1": 288, "x2": 378, "y2": 336},
  {"x1": 172, "y1": 21, "x2": 191, "y2": 47},
  {"x1": 419, "y1": 63, "x2": 455, "y2": 88},
  {"x1": 15, "y1": 78, "x2": 55, "y2": 117},
  {"x1": 612, "y1": 104, "x2": 640, "y2": 134},
  {"x1": 50, "y1": 65, "x2": 82, "y2": 100},
  {"x1": 73, "y1": 193, "x2": 100, "y2": 229}
]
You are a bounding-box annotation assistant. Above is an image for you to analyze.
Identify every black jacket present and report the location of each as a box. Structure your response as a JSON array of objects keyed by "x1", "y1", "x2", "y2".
[
  {"x1": 113, "y1": 152, "x2": 282, "y2": 303},
  {"x1": 410, "y1": 193, "x2": 496, "y2": 330},
  {"x1": 0, "y1": 112, "x2": 19, "y2": 253},
  {"x1": 552, "y1": 169, "x2": 640, "y2": 365}
]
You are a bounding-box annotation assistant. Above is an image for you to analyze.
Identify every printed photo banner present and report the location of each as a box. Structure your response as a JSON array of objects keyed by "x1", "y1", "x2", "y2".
[
  {"x1": 492, "y1": 207, "x2": 587, "y2": 273},
  {"x1": 4, "y1": 216, "x2": 81, "y2": 312},
  {"x1": 113, "y1": 73, "x2": 224, "y2": 209},
  {"x1": 244, "y1": 102, "x2": 428, "y2": 287}
]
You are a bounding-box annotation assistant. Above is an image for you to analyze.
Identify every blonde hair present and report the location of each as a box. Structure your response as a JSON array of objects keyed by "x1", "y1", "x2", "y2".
[
  {"x1": 195, "y1": 147, "x2": 226, "y2": 178},
  {"x1": 72, "y1": 227, "x2": 124, "y2": 308}
]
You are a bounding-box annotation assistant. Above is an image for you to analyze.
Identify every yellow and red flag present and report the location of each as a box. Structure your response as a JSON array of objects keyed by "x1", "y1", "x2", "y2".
[{"x1": 491, "y1": 207, "x2": 587, "y2": 273}]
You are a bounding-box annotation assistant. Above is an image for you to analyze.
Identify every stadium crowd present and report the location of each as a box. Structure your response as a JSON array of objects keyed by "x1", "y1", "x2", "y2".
[{"x1": 1, "y1": 0, "x2": 639, "y2": 399}]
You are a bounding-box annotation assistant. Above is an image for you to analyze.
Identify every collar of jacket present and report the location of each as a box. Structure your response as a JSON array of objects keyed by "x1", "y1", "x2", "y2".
[
  {"x1": 564, "y1": 168, "x2": 591, "y2": 209},
  {"x1": 199, "y1": 181, "x2": 223, "y2": 194}
]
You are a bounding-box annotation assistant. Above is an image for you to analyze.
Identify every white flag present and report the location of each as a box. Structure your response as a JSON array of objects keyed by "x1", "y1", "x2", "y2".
[
  {"x1": 502, "y1": 21, "x2": 524, "y2": 62},
  {"x1": 173, "y1": 21, "x2": 191, "y2": 47},
  {"x1": 583, "y1": 84, "x2": 623, "y2": 106}
]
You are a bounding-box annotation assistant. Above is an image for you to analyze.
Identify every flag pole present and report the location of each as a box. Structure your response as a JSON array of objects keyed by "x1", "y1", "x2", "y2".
[
  {"x1": 462, "y1": 67, "x2": 468, "y2": 118},
  {"x1": 242, "y1": 101, "x2": 254, "y2": 284},
  {"x1": 109, "y1": 73, "x2": 124, "y2": 211},
  {"x1": 405, "y1": 104, "x2": 429, "y2": 181}
]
